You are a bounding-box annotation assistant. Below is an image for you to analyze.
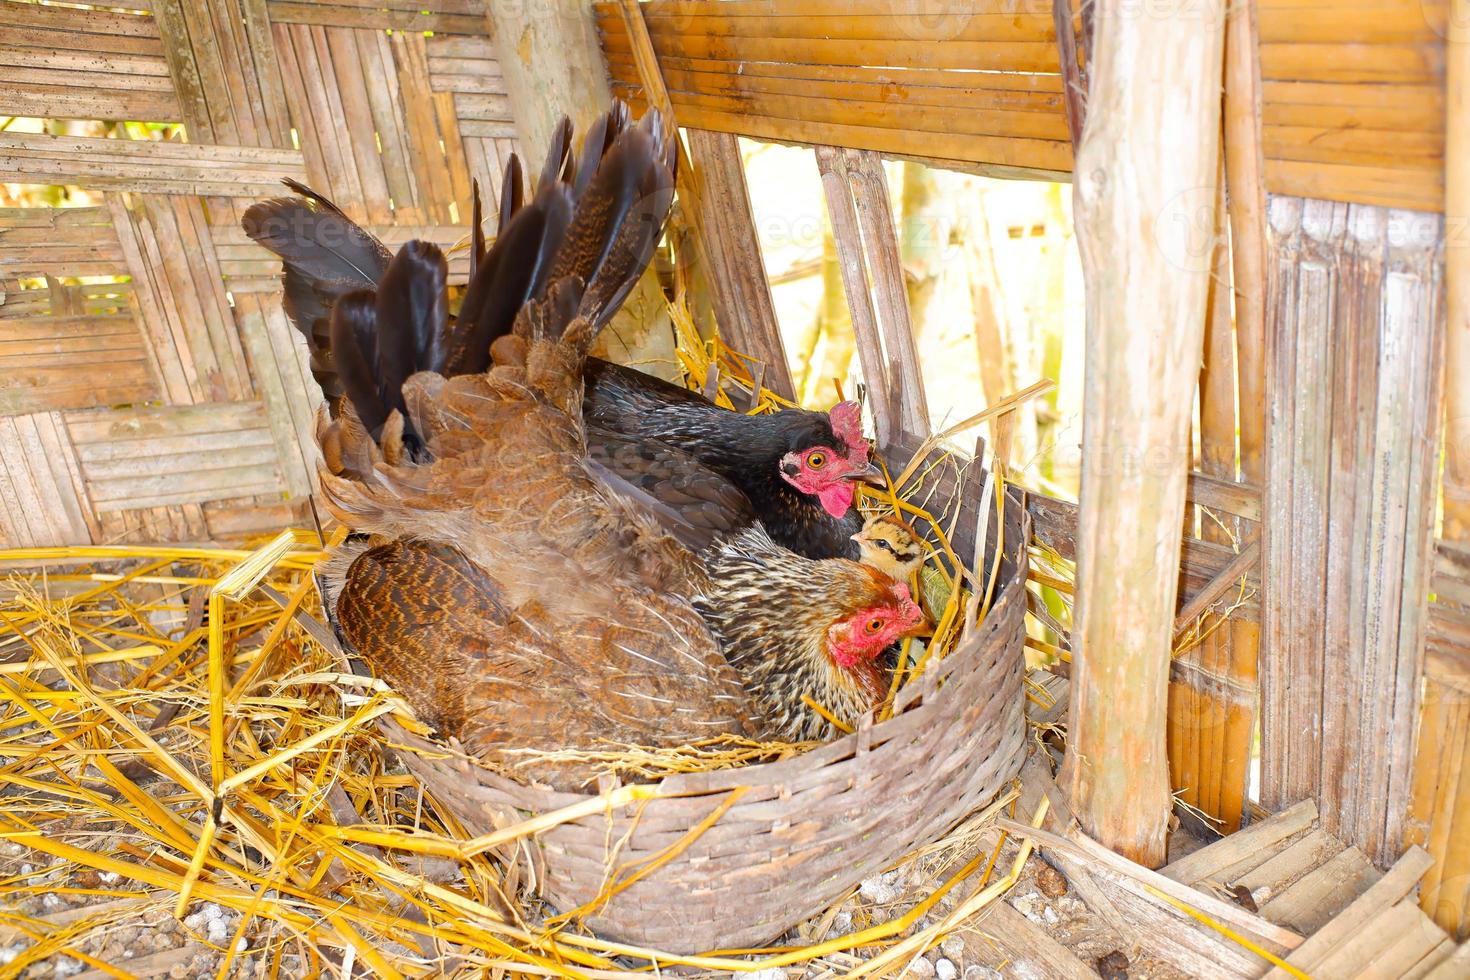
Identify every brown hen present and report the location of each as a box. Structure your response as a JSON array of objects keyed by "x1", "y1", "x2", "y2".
[{"x1": 271, "y1": 107, "x2": 922, "y2": 788}]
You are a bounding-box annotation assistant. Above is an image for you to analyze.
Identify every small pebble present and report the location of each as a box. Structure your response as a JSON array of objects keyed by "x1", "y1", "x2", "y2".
[
  {"x1": 859, "y1": 877, "x2": 898, "y2": 906},
  {"x1": 0, "y1": 948, "x2": 19, "y2": 966},
  {"x1": 54, "y1": 957, "x2": 84, "y2": 978},
  {"x1": 905, "y1": 956, "x2": 936, "y2": 978},
  {"x1": 939, "y1": 936, "x2": 965, "y2": 959},
  {"x1": 1035, "y1": 862, "x2": 1068, "y2": 898},
  {"x1": 829, "y1": 910, "x2": 853, "y2": 935},
  {"x1": 1011, "y1": 894, "x2": 1042, "y2": 922},
  {"x1": 168, "y1": 964, "x2": 189, "y2": 980},
  {"x1": 1042, "y1": 906, "x2": 1059, "y2": 925},
  {"x1": 747, "y1": 969, "x2": 786, "y2": 980},
  {"x1": 934, "y1": 958, "x2": 957, "y2": 980}
]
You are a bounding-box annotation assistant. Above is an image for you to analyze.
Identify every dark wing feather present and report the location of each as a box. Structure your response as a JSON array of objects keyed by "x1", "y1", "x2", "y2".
[
  {"x1": 241, "y1": 181, "x2": 391, "y2": 292},
  {"x1": 241, "y1": 180, "x2": 392, "y2": 403},
  {"x1": 498, "y1": 154, "x2": 523, "y2": 233},
  {"x1": 538, "y1": 116, "x2": 573, "y2": 191},
  {"x1": 373, "y1": 241, "x2": 448, "y2": 449},
  {"x1": 585, "y1": 427, "x2": 756, "y2": 552},
  {"x1": 446, "y1": 182, "x2": 576, "y2": 375},
  {"x1": 469, "y1": 179, "x2": 485, "y2": 280},
  {"x1": 548, "y1": 109, "x2": 677, "y2": 329},
  {"x1": 570, "y1": 101, "x2": 627, "y2": 201},
  {"x1": 328, "y1": 290, "x2": 389, "y2": 437}
]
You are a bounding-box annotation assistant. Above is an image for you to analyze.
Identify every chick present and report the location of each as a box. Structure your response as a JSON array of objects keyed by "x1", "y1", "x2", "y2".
[{"x1": 852, "y1": 514, "x2": 924, "y2": 582}]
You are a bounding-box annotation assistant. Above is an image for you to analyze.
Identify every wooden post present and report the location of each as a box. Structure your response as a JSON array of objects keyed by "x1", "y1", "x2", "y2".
[
  {"x1": 1061, "y1": 0, "x2": 1228, "y2": 866},
  {"x1": 484, "y1": 0, "x2": 679, "y2": 381},
  {"x1": 1447, "y1": 0, "x2": 1470, "y2": 541},
  {"x1": 485, "y1": 1, "x2": 612, "y2": 162}
]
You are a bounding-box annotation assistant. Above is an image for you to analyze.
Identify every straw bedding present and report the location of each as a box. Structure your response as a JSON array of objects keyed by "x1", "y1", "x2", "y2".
[
  {"x1": 0, "y1": 485, "x2": 1029, "y2": 973},
  {"x1": 0, "y1": 328, "x2": 1039, "y2": 969}
]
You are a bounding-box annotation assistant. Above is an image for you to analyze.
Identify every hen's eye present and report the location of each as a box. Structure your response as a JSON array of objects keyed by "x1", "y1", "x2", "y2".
[
  {"x1": 866, "y1": 617, "x2": 885, "y2": 633},
  {"x1": 807, "y1": 451, "x2": 827, "y2": 469}
]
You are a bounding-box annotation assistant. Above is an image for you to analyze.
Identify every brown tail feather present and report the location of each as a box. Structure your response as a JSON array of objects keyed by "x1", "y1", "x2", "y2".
[
  {"x1": 543, "y1": 107, "x2": 677, "y2": 334},
  {"x1": 444, "y1": 181, "x2": 576, "y2": 376}
]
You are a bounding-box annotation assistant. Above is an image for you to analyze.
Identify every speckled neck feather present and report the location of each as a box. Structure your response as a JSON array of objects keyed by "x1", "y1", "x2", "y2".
[{"x1": 694, "y1": 528, "x2": 897, "y2": 741}]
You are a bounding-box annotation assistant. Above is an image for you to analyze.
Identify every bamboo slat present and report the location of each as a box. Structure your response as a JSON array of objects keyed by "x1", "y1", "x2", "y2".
[
  {"x1": 264, "y1": 0, "x2": 484, "y2": 35},
  {"x1": 0, "y1": 314, "x2": 157, "y2": 416},
  {"x1": 680, "y1": 130, "x2": 795, "y2": 400},
  {"x1": 1260, "y1": 196, "x2": 1445, "y2": 865},
  {"x1": 815, "y1": 145, "x2": 930, "y2": 448},
  {"x1": 1171, "y1": 161, "x2": 1239, "y2": 829},
  {"x1": 1422, "y1": 3, "x2": 1470, "y2": 919},
  {"x1": 65, "y1": 403, "x2": 286, "y2": 513},
  {"x1": 0, "y1": 0, "x2": 179, "y2": 121},
  {"x1": 0, "y1": 207, "x2": 126, "y2": 279},
  {"x1": 1219, "y1": 0, "x2": 1268, "y2": 839},
  {"x1": 1444, "y1": 0, "x2": 1469, "y2": 541},
  {"x1": 0, "y1": 131, "x2": 304, "y2": 197},
  {"x1": 0, "y1": 412, "x2": 101, "y2": 547}
]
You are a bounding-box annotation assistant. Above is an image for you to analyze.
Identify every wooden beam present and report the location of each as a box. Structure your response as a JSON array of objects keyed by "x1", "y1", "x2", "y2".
[
  {"x1": 1161, "y1": 798, "x2": 1317, "y2": 885},
  {"x1": 1221, "y1": 0, "x2": 1268, "y2": 839},
  {"x1": 1173, "y1": 539, "x2": 1261, "y2": 635},
  {"x1": 968, "y1": 899, "x2": 1095, "y2": 979},
  {"x1": 1059, "y1": 0, "x2": 1228, "y2": 867}
]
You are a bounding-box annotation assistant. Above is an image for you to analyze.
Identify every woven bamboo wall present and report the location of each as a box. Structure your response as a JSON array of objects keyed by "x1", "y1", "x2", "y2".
[
  {"x1": 0, "y1": 0, "x2": 517, "y2": 546},
  {"x1": 597, "y1": 0, "x2": 1449, "y2": 211},
  {"x1": 1409, "y1": 541, "x2": 1470, "y2": 940}
]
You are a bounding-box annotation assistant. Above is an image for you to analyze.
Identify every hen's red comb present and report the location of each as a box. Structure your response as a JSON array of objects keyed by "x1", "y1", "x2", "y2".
[{"x1": 830, "y1": 400, "x2": 866, "y2": 453}]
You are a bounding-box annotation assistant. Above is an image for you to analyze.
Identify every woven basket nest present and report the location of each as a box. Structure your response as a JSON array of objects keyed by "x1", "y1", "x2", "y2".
[{"x1": 374, "y1": 454, "x2": 1030, "y2": 954}]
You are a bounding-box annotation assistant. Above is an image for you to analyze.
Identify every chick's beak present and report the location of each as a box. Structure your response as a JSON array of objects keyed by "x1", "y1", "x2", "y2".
[{"x1": 842, "y1": 461, "x2": 886, "y2": 487}]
